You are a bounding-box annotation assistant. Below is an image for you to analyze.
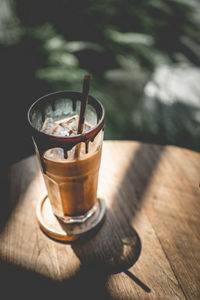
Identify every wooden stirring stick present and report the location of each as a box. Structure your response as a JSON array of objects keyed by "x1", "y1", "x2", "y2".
[{"x1": 75, "y1": 75, "x2": 90, "y2": 158}]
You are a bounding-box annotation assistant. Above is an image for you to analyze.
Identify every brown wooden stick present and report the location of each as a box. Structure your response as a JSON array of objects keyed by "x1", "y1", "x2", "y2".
[{"x1": 75, "y1": 75, "x2": 90, "y2": 158}]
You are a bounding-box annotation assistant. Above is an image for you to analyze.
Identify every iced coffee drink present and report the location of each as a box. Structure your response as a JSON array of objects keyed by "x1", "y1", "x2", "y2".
[
  {"x1": 28, "y1": 89, "x2": 105, "y2": 240},
  {"x1": 41, "y1": 115, "x2": 103, "y2": 223}
]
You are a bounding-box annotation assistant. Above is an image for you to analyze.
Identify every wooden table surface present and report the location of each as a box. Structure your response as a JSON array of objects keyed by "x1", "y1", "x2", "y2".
[{"x1": 0, "y1": 141, "x2": 200, "y2": 300}]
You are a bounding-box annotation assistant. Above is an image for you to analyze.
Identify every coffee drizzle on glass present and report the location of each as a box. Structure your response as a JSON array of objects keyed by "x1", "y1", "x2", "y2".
[{"x1": 28, "y1": 91, "x2": 105, "y2": 174}]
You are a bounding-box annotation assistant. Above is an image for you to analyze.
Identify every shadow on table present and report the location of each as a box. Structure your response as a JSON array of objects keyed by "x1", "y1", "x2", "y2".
[
  {"x1": 71, "y1": 142, "x2": 163, "y2": 297},
  {"x1": 70, "y1": 211, "x2": 144, "y2": 299}
]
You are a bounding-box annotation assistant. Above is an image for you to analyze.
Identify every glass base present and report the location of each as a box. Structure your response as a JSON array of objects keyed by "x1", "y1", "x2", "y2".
[
  {"x1": 57, "y1": 202, "x2": 99, "y2": 224},
  {"x1": 36, "y1": 195, "x2": 106, "y2": 241}
]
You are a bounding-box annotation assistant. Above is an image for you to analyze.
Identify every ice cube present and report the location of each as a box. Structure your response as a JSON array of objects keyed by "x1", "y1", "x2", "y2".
[
  {"x1": 44, "y1": 147, "x2": 74, "y2": 161},
  {"x1": 53, "y1": 124, "x2": 70, "y2": 136},
  {"x1": 41, "y1": 118, "x2": 70, "y2": 136},
  {"x1": 41, "y1": 118, "x2": 58, "y2": 135},
  {"x1": 44, "y1": 148, "x2": 64, "y2": 160},
  {"x1": 41, "y1": 115, "x2": 93, "y2": 137},
  {"x1": 59, "y1": 115, "x2": 79, "y2": 135}
]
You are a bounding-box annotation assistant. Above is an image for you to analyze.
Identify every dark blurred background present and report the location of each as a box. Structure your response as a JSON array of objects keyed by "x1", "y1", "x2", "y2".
[{"x1": 0, "y1": 0, "x2": 200, "y2": 166}]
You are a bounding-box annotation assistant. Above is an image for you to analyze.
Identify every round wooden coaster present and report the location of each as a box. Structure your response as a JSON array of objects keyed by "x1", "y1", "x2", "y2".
[{"x1": 36, "y1": 196, "x2": 106, "y2": 242}]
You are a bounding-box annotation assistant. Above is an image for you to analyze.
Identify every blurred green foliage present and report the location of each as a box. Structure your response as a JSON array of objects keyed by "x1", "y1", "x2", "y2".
[{"x1": 0, "y1": 0, "x2": 200, "y2": 163}]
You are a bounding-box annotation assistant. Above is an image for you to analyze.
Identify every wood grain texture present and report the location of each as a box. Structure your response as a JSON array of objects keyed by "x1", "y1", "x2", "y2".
[{"x1": 0, "y1": 141, "x2": 200, "y2": 300}]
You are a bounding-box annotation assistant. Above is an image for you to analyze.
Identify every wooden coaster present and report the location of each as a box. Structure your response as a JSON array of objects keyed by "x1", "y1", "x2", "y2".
[{"x1": 36, "y1": 196, "x2": 106, "y2": 242}]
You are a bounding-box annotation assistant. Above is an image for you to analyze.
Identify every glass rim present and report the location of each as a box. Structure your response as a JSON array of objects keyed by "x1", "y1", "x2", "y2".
[{"x1": 27, "y1": 90, "x2": 106, "y2": 143}]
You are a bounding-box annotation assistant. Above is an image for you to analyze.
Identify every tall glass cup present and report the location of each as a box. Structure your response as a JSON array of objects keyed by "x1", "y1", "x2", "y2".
[{"x1": 28, "y1": 91, "x2": 105, "y2": 229}]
